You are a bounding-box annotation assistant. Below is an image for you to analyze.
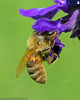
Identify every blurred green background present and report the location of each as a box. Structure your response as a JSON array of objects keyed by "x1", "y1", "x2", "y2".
[{"x1": 1, "y1": 0, "x2": 80, "y2": 100}]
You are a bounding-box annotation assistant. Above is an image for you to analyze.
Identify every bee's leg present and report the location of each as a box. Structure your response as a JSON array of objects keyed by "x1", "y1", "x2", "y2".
[
  {"x1": 42, "y1": 47, "x2": 50, "y2": 54},
  {"x1": 43, "y1": 53, "x2": 58, "y2": 64},
  {"x1": 50, "y1": 53, "x2": 58, "y2": 64},
  {"x1": 45, "y1": 37, "x2": 55, "y2": 48},
  {"x1": 45, "y1": 55, "x2": 53, "y2": 64},
  {"x1": 43, "y1": 55, "x2": 53, "y2": 64},
  {"x1": 50, "y1": 39, "x2": 55, "y2": 47}
]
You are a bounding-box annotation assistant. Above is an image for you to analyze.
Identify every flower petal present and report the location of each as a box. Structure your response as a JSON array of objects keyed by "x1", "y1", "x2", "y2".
[
  {"x1": 55, "y1": 37, "x2": 65, "y2": 47},
  {"x1": 61, "y1": 10, "x2": 79, "y2": 32},
  {"x1": 19, "y1": 4, "x2": 60, "y2": 20},
  {"x1": 70, "y1": 20, "x2": 80, "y2": 38},
  {"x1": 19, "y1": 0, "x2": 69, "y2": 20},
  {"x1": 32, "y1": 9, "x2": 79, "y2": 36},
  {"x1": 70, "y1": 11, "x2": 80, "y2": 38},
  {"x1": 54, "y1": 0, "x2": 68, "y2": 13},
  {"x1": 32, "y1": 18, "x2": 61, "y2": 33}
]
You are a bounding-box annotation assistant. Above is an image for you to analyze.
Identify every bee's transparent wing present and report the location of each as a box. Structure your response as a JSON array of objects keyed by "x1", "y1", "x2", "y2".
[{"x1": 16, "y1": 47, "x2": 37, "y2": 78}]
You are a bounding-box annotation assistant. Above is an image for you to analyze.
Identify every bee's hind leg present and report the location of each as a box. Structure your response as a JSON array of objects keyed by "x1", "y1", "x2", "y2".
[{"x1": 42, "y1": 53, "x2": 58, "y2": 64}]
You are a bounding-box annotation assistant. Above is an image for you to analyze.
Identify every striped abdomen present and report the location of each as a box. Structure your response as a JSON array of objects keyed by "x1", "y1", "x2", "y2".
[{"x1": 27, "y1": 54, "x2": 46, "y2": 84}]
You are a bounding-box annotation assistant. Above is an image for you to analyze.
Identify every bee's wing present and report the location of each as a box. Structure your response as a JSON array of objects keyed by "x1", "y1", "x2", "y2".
[{"x1": 16, "y1": 47, "x2": 37, "y2": 78}]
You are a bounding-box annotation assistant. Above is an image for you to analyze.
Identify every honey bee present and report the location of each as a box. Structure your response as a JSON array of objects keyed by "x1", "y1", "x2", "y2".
[{"x1": 16, "y1": 31, "x2": 58, "y2": 83}]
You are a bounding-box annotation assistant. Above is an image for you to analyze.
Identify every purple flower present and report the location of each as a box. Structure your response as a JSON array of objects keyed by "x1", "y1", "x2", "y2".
[
  {"x1": 19, "y1": 0, "x2": 80, "y2": 62},
  {"x1": 19, "y1": 0, "x2": 68, "y2": 20},
  {"x1": 19, "y1": 0, "x2": 80, "y2": 39},
  {"x1": 32, "y1": 10, "x2": 79, "y2": 36},
  {"x1": 19, "y1": 0, "x2": 68, "y2": 60}
]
